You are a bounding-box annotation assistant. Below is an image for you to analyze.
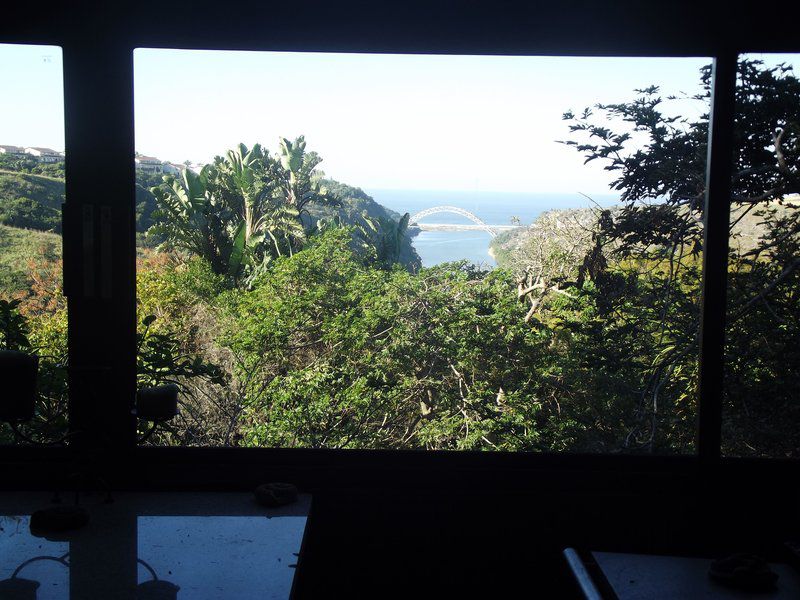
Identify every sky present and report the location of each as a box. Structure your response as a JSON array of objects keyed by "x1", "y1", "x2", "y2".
[
  {"x1": 0, "y1": 44, "x2": 64, "y2": 152},
  {"x1": 132, "y1": 50, "x2": 711, "y2": 193},
  {"x1": 2, "y1": 44, "x2": 795, "y2": 194}
]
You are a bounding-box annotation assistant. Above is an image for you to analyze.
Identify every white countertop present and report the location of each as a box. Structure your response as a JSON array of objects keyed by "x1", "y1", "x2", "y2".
[{"x1": 0, "y1": 491, "x2": 311, "y2": 599}]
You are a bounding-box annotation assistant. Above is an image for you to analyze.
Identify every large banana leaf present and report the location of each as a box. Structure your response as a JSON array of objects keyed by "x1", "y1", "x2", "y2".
[{"x1": 227, "y1": 221, "x2": 247, "y2": 277}]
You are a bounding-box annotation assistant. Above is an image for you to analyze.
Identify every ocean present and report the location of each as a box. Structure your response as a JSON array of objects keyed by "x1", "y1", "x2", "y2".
[{"x1": 366, "y1": 189, "x2": 619, "y2": 267}]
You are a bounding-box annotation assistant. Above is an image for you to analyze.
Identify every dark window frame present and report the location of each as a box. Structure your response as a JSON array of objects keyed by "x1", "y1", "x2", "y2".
[{"x1": 2, "y1": 3, "x2": 799, "y2": 489}]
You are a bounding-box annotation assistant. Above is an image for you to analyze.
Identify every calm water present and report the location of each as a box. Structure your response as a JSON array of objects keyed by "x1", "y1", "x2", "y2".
[{"x1": 367, "y1": 189, "x2": 619, "y2": 267}]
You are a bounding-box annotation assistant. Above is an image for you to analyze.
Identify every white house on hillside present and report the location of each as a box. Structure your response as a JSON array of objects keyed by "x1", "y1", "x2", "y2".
[
  {"x1": 161, "y1": 162, "x2": 183, "y2": 176},
  {"x1": 0, "y1": 145, "x2": 26, "y2": 156},
  {"x1": 134, "y1": 155, "x2": 205, "y2": 175},
  {"x1": 24, "y1": 147, "x2": 65, "y2": 162},
  {"x1": 135, "y1": 155, "x2": 163, "y2": 173}
]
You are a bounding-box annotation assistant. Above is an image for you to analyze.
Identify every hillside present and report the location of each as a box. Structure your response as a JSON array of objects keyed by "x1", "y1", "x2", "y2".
[
  {"x1": 0, "y1": 170, "x2": 65, "y2": 232},
  {"x1": 0, "y1": 166, "x2": 420, "y2": 277},
  {"x1": 309, "y1": 179, "x2": 419, "y2": 267},
  {"x1": 0, "y1": 168, "x2": 408, "y2": 238},
  {"x1": 0, "y1": 168, "x2": 162, "y2": 238},
  {"x1": 312, "y1": 179, "x2": 401, "y2": 222},
  {"x1": 491, "y1": 201, "x2": 798, "y2": 272},
  {"x1": 0, "y1": 224, "x2": 61, "y2": 295}
]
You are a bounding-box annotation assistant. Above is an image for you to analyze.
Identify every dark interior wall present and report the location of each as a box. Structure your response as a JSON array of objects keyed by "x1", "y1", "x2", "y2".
[{"x1": 2, "y1": 2, "x2": 799, "y2": 596}]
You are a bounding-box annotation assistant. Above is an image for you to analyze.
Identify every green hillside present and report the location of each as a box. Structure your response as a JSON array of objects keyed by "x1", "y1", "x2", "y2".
[
  {"x1": 0, "y1": 164, "x2": 419, "y2": 267},
  {"x1": 0, "y1": 167, "x2": 408, "y2": 244},
  {"x1": 0, "y1": 170, "x2": 65, "y2": 232},
  {"x1": 311, "y1": 179, "x2": 401, "y2": 222},
  {"x1": 0, "y1": 224, "x2": 61, "y2": 295}
]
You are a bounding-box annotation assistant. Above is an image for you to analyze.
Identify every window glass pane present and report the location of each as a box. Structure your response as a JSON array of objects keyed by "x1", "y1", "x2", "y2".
[
  {"x1": 134, "y1": 50, "x2": 709, "y2": 452},
  {"x1": 723, "y1": 53, "x2": 800, "y2": 458},
  {"x1": 0, "y1": 44, "x2": 67, "y2": 446}
]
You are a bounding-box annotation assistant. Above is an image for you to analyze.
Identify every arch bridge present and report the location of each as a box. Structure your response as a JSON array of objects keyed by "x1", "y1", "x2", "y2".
[{"x1": 409, "y1": 205, "x2": 498, "y2": 238}]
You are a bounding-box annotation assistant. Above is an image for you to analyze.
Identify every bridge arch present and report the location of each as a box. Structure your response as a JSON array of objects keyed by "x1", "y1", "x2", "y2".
[{"x1": 409, "y1": 205, "x2": 497, "y2": 238}]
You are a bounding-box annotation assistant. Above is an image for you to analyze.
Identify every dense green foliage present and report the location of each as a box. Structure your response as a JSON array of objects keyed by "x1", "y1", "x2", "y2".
[
  {"x1": 221, "y1": 227, "x2": 704, "y2": 451},
  {"x1": 1, "y1": 62, "x2": 797, "y2": 456},
  {"x1": 556, "y1": 58, "x2": 799, "y2": 456},
  {"x1": 0, "y1": 256, "x2": 67, "y2": 444},
  {"x1": 135, "y1": 170, "x2": 163, "y2": 238},
  {"x1": 147, "y1": 139, "x2": 417, "y2": 283},
  {"x1": 0, "y1": 171, "x2": 64, "y2": 231},
  {"x1": 123, "y1": 227, "x2": 690, "y2": 451},
  {"x1": 0, "y1": 153, "x2": 65, "y2": 179},
  {"x1": 308, "y1": 179, "x2": 419, "y2": 267}
]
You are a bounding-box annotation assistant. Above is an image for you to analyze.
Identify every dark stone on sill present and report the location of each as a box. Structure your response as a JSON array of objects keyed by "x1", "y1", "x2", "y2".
[
  {"x1": 708, "y1": 553, "x2": 779, "y2": 591},
  {"x1": 137, "y1": 579, "x2": 180, "y2": 599},
  {"x1": 255, "y1": 482, "x2": 299, "y2": 507},
  {"x1": 0, "y1": 577, "x2": 40, "y2": 596},
  {"x1": 29, "y1": 505, "x2": 90, "y2": 536}
]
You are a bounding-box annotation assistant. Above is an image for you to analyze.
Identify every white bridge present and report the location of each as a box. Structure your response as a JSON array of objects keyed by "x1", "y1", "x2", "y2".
[{"x1": 409, "y1": 205, "x2": 507, "y2": 238}]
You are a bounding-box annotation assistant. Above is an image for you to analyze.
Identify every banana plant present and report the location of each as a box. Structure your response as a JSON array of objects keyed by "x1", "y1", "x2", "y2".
[
  {"x1": 216, "y1": 143, "x2": 267, "y2": 240},
  {"x1": 150, "y1": 140, "x2": 340, "y2": 284},
  {"x1": 275, "y1": 136, "x2": 339, "y2": 216},
  {"x1": 149, "y1": 165, "x2": 235, "y2": 277},
  {"x1": 356, "y1": 211, "x2": 410, "y2": 266}
]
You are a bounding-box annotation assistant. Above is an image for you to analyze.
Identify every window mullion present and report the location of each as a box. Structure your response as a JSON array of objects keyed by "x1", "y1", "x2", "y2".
[
  {"x1": 697, "y1": 52, "x2": 737, "y2": 463},
  {"x1": 63, "y1": 38, "x2": 137, "y2": 452}
]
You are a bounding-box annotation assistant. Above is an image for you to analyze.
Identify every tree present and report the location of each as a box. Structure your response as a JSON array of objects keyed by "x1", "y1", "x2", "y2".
[
  {"x1": 272, "y1": 136, "x2": 339, "y2": 217},
  {"x1": 560, "y1": 59, "x2": 800, "y2": 455},
  {"x1": 150, "y1": 140, "x2": 339, "y2": 282},
  {"x1": 225, "y1": 228, "x2": 564, "y2": 451},
  {"x1": 356, "y1": 211, "x2": 411, "y2": 267},
  {"x1": 213, "y1": 143, "x2": 304, "y2": 264},
  {"x1": 149, "y1": 165, "x2": 238, "y2": 277}
]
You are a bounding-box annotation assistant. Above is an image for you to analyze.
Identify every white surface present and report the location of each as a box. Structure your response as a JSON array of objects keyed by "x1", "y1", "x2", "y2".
[
  {"x1": 594, "y1": 551, "x2": 800, "y2": 600},
  {"x1": 0, "y1": 492, "x2": 310, "y2": 599}
]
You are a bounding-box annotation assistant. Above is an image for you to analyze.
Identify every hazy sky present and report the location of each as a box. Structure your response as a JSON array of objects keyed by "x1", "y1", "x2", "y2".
[
  {"x1": 133, "y1": 50, "x2": 711, "y2": 193},
  {"x1": 1, "y1": 44, "x2": 64, "y2": 152},
  {"x1": 6, "y1": 44, "x2": 791, "y2": 194}
]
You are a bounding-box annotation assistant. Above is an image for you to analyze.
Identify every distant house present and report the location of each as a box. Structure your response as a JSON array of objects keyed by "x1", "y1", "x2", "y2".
[
  {"x1": 0, "y1": 145, "x2": 26, "y2": 156},
  {"x1": 24, "y1": 147, "x2": 65, "y2": 163},
  {"x1": 161, "y1": 162, "x2": 183, "y2": 176},
  {"x1": 135, "y1": 155, "x2": 163, "y2": 173}
]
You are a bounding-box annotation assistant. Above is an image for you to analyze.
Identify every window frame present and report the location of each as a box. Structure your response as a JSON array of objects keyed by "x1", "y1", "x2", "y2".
[{"x1": 2, "y1": 3, "x2": 799, "y2": 489}]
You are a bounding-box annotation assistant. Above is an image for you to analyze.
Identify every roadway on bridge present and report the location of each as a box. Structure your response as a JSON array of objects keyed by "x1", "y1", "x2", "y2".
[{"x1": 408, "y1": 205, "x2": 522, "y2": 238}]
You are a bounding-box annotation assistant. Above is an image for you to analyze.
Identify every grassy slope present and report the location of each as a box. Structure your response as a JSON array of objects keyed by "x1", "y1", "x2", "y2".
[
  {"x1": 0, "y1": 170, "x2": 65, "y2": 232},
  {"x1": 0, "y1": 224, "x2": 62, "y2": 296}
]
